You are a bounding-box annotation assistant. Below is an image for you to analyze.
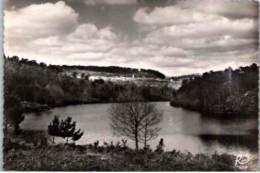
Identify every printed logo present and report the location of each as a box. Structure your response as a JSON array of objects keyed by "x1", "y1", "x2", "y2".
[{"x1": 235, "y1": 155, "x2": 250, "y2": 166}]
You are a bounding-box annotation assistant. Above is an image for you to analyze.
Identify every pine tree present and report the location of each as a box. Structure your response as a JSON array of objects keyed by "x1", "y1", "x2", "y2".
[
  {"x1": 48, "y1": 116, "x2": 60, "y2": 143},
  {"x1": 48, "y1": 116, "x2": 84, "y2": 144},
  {"x1": 72, "y1": 129, "x2": 84, "y2": 142}
]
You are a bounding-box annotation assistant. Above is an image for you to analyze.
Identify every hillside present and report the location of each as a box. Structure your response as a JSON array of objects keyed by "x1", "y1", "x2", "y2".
[
  {"x1": 170, "y1": 64, "x2": 259, "y2": 116},
  {"x1": 61, "y1": 65, "x2": 166, "y2": 79},
  {"x1": 13, "y1": 56, "x2": 166, "y2": 79},
  {"x1": 4, "y1": 56, "x2": 172, "y2": 114}
]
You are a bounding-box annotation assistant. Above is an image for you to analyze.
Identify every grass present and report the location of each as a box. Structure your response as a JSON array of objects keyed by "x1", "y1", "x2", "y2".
[{"x1": 3, "y1": 130, "x2": 254, "y2": 171}]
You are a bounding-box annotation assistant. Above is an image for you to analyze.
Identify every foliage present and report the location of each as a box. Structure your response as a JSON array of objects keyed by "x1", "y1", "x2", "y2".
[
  {"x1": 48, "y1": 116, "x2": 60, "y2": 143},
  {"x1": 4, "y1": 130, "x2": 255, "y2": 171},
  {"x1": 121, "y1": 139, "x2": 127, "y2": 148},
  {"x1": 4, "y1": 56, "x2": 171, "y2": 114},
  {"x1": 94, "y1": 141, "x2": 99, "y2": 149},
  {"x1": 3, "y1": 134, "x2": 244, "y2": 171},
  {"x1": 48, "y1": 116, "x2": 84, "y2": 144},
  {"x1": 171, "y1": 64, "x2": 259, "y2": 116},
  {"x1": 155, "y1": 138, "x2": 165, "y2": 153},
  {"x1": 4, "y1": 91, "x2": 24, "y2": 134}
]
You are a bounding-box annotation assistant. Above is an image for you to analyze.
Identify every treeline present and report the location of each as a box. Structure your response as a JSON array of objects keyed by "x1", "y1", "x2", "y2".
[
  {"x1": 170, "y1": 64, "x2": 259, "y2": 116},
  {"x1": 170, "y1": 74, "x2": 199, "y2": 81},
  {"x1": 62, "y1": 65, "x2": 166, "y2": 79},
  {"x1": 7, "y1": 56, "x2": 165, "y2": 79},
  {"x1": 4, "y1": 55, "x2": 171, "y2": 113}
]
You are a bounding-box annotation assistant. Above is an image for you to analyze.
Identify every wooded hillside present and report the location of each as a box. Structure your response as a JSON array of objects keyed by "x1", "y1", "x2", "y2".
[
  {"x1": 4, "y1": 56, "x2": 171, "y2": 114},
  {"x1": 170, "y1": 64, "x2": 259, "y2": 116}
]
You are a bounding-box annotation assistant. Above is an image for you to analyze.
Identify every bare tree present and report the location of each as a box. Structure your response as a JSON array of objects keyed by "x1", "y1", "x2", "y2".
[
  {"x1": 140, "y1": 104, "x2": 162, "y2": 148},
  {"x1": 109, "y1": 90, "x2": 162, "y2": 150}
]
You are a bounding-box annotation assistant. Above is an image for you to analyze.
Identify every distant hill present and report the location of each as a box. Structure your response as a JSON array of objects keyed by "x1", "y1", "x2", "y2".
[
  {"x1": 170, "y1": 74, "x2": 200, "y2": 81},
  {"x1": 5, "y1": 55, "x2": 166, "y2": 79},
  {"x1": 60, "y1": 65, "x2": 166, "y2": 79},
  {"x1": 6, "y1": 55, "x2": 166, "y2": 79}
]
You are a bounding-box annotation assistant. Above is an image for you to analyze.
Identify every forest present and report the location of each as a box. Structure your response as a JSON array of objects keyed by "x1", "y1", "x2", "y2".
[
  {"x1": 4, "y1": 56, "x2": 172, "y2": 128},
  {"x1": 171, "y1": 64, "x2": 259, "y2": 116}
]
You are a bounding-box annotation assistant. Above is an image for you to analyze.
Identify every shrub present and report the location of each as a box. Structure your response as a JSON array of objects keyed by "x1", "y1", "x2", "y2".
[{"x1": 155, "y1": 138, "x2": 164, "y2": 153}]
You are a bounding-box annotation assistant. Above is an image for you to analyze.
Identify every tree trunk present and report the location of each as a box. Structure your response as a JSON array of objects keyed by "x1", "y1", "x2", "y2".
[
  {"x1": 144, "y1": 136, "x2": 147, "y2": 148},
  {"x1": 135, "y1": 130, "x2": 139, "y2": 150},
  {"x1": 14, "y1": 124, "x2": 21, "y2": 135},
  {"x1": 144, "y1": 126, "x2": 147, "y2": 148},
  {"x1": 135, "y1": 137, "x2": 139, "y2": 150},
  {"x1": 52, "y1": 136, "x2": 55, "y2": 144}
]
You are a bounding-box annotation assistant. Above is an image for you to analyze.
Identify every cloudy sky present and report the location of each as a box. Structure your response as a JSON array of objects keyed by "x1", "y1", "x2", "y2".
[{"x1": 4, "y1": 0, "x2": 259, "y2": 76}]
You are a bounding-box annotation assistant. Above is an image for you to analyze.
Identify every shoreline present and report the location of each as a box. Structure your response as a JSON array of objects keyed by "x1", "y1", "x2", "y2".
[
  {"x1": 23, "y1": 100, "x2": 258, "y2": 119},
  {"x1": 22, "y1": 100, "x2": 171, "y2": 114},
  {"x1": 170, "y1": 101, "x2": 258, "y2": 118}
]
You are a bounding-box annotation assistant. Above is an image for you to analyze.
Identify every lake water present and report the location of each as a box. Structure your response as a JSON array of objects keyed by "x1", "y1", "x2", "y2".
[{"x1": 21, "y1": 102, "x2": 258, "y2": 157}]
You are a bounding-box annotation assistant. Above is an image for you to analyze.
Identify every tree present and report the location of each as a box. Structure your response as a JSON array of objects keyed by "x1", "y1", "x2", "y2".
[
  {"x1": 140, "y1": 104, "x2": 162, "y2": 148},
  {"x1": 4, "y1": 92, "x2": 24, "y2": 134},
  {"x1": 48, "y1": 116, "x2": 60, "y2": 143},
  {"x1": 109, "y1": 90, "x2": 162, "y2": 150},
  {"x1": 73, "y1": 72, "x2": 78, "y2": 78},
  {"x1": 85, "y1": 75, "x2": 89, "y2": 80},
  {"x1": 48, "y1": 116, "x2": 84, "y2": 144},
  {"x1": 81, "y1": 73, "x2": 84, "y2": 78}
]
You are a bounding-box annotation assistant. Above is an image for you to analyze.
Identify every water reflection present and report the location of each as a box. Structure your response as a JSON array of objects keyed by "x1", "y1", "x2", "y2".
[{"x1": 199, "y1": 134, "x2": 258, "y2": 152}]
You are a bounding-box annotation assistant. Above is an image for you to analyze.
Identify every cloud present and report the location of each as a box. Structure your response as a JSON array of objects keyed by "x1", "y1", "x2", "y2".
[
  {"x1": 4, "y1": 1, "x2": 79, "y2": 58},
  {"x1": 137, "y1": 5, "x2": 258, "y2": 52},
  {"x1": 142, "y1": 17, "x2": 258, "y2": 61},
  {"x1": 21, "y1": 24, "x2": 119, "y2": 64},
  {"x1": 178, "y1": 1, "x2": 258, "y2": 19},
  {"x1": 5, "y1": 1, "x2": 78, "y2": 39},
  {"x1": 133, "y1": 3, "x2": 258, "y2": 75},
  {"x1": 5, "y1": 1, "x2": 120, "y2": 66},
  {"x1": 67, "y1": 24, "x2": 117, "y2": 42},
  {"x1": 84, "y1": 0, "x2": 136, "y2": 6},
  {"x1": 134, "y1": 5, "x2": 258, "y2": 34},
  {"x1": 144, "y1": 18, "x2": 257, "y2": 47},
  {"x1": 4, "y1": 1, "x2": 259, "y2": 76},
  {"x1": 134, "y1": 6, "x2": 220, "y2": 26}
]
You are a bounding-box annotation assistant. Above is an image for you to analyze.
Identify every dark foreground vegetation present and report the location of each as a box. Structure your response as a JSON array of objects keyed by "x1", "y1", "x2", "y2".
[
  {"x1": 171, "y1": 64, "x2": 259, "y2": 116},
  {"x1": 4, "y1": 130, "x2": 255, "y2": 171}
]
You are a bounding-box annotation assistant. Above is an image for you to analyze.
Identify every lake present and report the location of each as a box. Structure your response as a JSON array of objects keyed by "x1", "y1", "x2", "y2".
[{"x1": 21, "y1": 102, "x2": 258, "y2": 157}]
